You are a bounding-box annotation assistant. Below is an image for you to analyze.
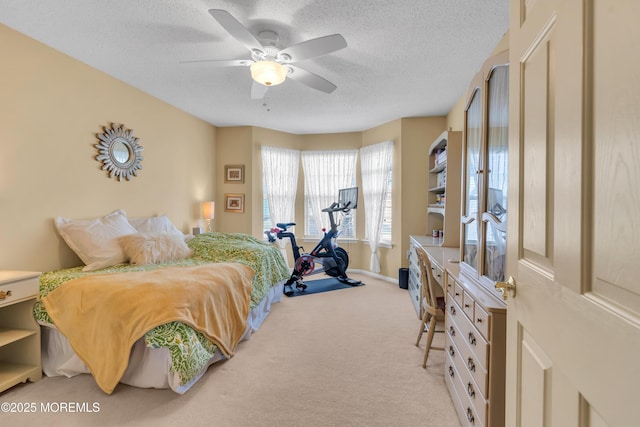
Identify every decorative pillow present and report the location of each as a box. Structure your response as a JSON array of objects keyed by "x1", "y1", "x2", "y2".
[
  {"x1": 119, "y1": 232, "x2": 193, "y2": 265},
  {"x1": 54, "y1": 209, "x2": 138, "y2": 271},
  {"x1": 127, "y1": 215, "x2": 183, "y2": 236}
]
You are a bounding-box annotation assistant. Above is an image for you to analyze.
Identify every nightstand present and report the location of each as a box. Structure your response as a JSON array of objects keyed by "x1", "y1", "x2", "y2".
[{"x1": 0, "y1": 271, "x2": 42, "y2": 393}]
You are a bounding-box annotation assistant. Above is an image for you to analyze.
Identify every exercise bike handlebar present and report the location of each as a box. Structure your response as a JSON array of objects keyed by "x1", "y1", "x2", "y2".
[{"x1": 321, "y1": 201, "x2": 352, "y2": 213}]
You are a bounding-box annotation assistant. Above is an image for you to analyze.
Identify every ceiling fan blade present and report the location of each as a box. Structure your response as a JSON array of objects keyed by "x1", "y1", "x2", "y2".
[
  {"x1": 209, "y1": 9, "x2": 263, "y2": 53},
  {"x1": 279, "y1": 34, "x2": 347, "y2": 62},
  {"x1": 179, "y1": 59, "x2": 252, "y2": 66},
  {"x1": 287, "y1": 65, "x2": 337, "y2": 94},
  {"x1": 251, "y1": 81, "x2": 269, "y2": 100}
]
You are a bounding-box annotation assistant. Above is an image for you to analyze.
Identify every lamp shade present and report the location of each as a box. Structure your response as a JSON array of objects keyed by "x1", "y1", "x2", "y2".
[
  {"x1": 201, "y1": 201, "x2": 215, "y2": 219},
  {"x1": 250, "y1": 61, "x2": 287, "y2": 86}
]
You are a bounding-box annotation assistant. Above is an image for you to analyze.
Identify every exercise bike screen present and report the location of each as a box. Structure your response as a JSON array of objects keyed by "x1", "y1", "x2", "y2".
[{"x1": 338, "y1": 187, "x2": 358, "y2": 209}]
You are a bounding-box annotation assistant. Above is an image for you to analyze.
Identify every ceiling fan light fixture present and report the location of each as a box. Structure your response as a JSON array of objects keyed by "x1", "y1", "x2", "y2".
[{"x1": 250, "y1": 60, "x2": 287, "y2": 86}]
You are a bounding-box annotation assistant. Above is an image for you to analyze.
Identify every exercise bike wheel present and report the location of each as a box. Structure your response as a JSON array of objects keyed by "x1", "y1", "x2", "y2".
[{"x1": 325, "y1": 247, "x2": 349, "y2": 277}]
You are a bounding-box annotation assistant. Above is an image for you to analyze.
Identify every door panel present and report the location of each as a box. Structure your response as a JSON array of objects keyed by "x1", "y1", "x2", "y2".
[
  {"x1": 507, "y1": 0, "x2": 640, "y2": 425},
  {"x1": 519, "y1": 327, "x2": 552, "y2": 427},
  {"x1": 521, "y1": 31, "x2": 552, "y2": 266},
  {"x1": 591, "y1": 0, "x2": 640, "y2": 316}
]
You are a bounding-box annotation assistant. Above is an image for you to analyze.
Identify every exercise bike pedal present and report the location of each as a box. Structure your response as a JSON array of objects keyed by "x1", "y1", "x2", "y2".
[{"x1": 295, "y1": 281, "x2": 308, "y2": 291}]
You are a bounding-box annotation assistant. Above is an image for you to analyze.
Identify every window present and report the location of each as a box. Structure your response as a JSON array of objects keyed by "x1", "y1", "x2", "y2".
[
  {"x1": 261, "y1": 146, "x2": 299, "y2": 233},
  {"x1": 360, "y1": 140, "x2": 393, "y2": 273},
  {"x1": 360, "y1": 140, "x2": 394, "y2": 244},
  {"x1": 380, "y1": 170, "x2": 393, "y2": 243},
  {"x1": 301, "y1": 150, "x2": 358, "y2": 239}
]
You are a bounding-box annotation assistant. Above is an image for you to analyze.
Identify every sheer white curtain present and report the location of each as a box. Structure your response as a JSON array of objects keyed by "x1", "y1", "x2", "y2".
[
  {"x1": 360, "y1": 141, "x2": 394, "y2": 273},
  {"x1": 262, "y1": 146, "x2": 299, "y2": 264},
  {"x1": 301, "y1": 150, "x2": 358, "y2": 234}
]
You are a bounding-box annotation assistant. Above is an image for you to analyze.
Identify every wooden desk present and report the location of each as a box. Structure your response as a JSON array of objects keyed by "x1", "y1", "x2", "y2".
[
  {"x1": 408, "y1": 235, "x2": 506, "y2": 427},
  {"x1": 407, "y1": 235, "x2": 459, "y2": 317}
]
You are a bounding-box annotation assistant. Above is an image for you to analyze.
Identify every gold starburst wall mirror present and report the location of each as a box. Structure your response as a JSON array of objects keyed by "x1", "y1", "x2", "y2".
[{"x1": 95, "y1": 123, "x2": 143, "y2": 181}]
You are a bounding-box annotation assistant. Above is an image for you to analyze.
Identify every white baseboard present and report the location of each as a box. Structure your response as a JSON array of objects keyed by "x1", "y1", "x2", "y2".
[{"x1": 348, "y1": 269, "x2": 397, "y2": 284}]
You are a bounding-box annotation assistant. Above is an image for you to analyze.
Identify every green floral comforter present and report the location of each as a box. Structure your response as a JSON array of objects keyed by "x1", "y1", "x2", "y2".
[{"x1": 34, "y1": 232, "x2": 289, "y2": 388}]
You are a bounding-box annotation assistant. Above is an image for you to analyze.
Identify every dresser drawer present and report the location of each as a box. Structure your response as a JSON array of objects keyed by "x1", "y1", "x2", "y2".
[
  {"x1": 446, "y1": 274, "x2": 456, "y2": 297},
  {"x1": 447, "y1": 312, "x2": 488, "y2": 395},
  {"x1": 431, "y1": 260, "x2": 444, "y2": 286},
  {"x1": 448, "y1": 334, "x2": 487, "y2": 422},
  {"x1": 462, "y1": 289, "x2": 474, "y2": 320},
  {"x1": 0, "y1": 275, "x2": 39, "y2": 308},
  {"x1": 473, "y1": 303, "x2": 489, "y2": 339},
  {"x1": 452, "y1": 280, "x2": 464, "y2": 308},
  {"x1": 445, "y1": 351, "x2": 485, "y2": 427},
  {"x1": 444, "y1": 364, "x2": 470, "y2": 427}
]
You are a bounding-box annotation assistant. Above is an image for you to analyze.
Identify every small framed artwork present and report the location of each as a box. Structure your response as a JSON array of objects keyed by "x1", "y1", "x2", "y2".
[
  {"x1": 224, "y1": 194, "x2": 245, "y2": 213},
  {"x1": 224, "y1": 164, "x2": 245, "y2": 183}
]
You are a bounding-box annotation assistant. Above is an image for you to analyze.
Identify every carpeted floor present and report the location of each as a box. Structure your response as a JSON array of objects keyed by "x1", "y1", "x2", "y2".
[{"x1": 0, "y1": 272, "x2": 460, "y2": 427}]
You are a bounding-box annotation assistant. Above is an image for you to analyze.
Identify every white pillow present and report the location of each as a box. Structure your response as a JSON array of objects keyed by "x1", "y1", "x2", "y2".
[
  {"x1": 54, "y1": 209, "x2": 138, "y2": 271},
  {"x1": 119, "y1": 233, "x2": 193, "y2": 265},
  {"x1": 127, "y1": 215, "x2": 183, "y2": 235}
]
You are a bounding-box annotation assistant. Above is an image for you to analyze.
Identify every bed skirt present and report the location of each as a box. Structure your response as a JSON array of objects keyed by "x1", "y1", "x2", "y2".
[{"x1": 41, "y1": 281, "x2": 284, "y2": 394}]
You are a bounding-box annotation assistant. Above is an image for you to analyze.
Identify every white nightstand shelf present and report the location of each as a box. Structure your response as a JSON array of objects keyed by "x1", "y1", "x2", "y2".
[{"x1": 0, "y1": 271, "x2": 42, "y2": 393}]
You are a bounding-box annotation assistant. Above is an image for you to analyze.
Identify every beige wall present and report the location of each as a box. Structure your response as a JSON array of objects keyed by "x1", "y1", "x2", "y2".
[
  {"x1": 446, "y1": 32, "x2": 510, "y2": 132},
  {"x1": 398, "y1": 117, "x2": 447, "y2": 267},
  {"x1": 0, "y1": 24, "x2": 216, "y2": 272},
  {"x1": 2, "y1": 21, "x2": 489, "y2": 279},
  {"x1": 216, "y1": 117, "x2": 449, "y2": 278},
  {"x1": 215, "y1": 126, "x2": 252, "y2": 233}
]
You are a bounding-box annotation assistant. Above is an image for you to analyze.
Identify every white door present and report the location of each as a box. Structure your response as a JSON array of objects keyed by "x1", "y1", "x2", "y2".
[{"x1": 506, "y1": 0, "x2": 640, "y2": 425}]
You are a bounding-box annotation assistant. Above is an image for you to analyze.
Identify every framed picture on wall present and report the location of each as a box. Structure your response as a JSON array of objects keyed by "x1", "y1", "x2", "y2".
[
  {"x1": 224, "y1": 165, "x2": 245, "y2": 183},
  {"x1": 224, "y1": 194, "x2": 245, "y2": 213}
]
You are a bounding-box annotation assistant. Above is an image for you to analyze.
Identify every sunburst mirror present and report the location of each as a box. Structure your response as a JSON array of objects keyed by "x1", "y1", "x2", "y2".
[{"x1": 95, "y1": 124, "x2": 143, "y2": 181}]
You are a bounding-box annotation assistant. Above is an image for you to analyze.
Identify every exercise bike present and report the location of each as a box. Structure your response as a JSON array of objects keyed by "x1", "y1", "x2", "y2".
[{"x1": 265, "y1": 187, "x2": 361, "y2": 296}]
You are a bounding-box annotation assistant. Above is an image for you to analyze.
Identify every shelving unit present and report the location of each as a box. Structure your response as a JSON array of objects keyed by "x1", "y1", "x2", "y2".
[
  {"x1": 426, "y1": 130, "x2": 462, "y2": 246},
  {"x1": 0, "y1": 270, "x2": 42, "y2": 393}
]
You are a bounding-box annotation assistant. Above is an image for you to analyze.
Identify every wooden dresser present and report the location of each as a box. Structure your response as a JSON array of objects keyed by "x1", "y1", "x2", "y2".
[
  {"x1": 443, "y1": 270, "x2": 506, "y2": 427},
  {"x1": 411, "y1": 237, "x2": 507, "y2": 427}
]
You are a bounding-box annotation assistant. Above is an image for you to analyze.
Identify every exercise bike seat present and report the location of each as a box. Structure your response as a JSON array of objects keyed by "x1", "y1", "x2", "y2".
[{"x1": 276, "y1": 222, "x2": 296, "y2": 230}]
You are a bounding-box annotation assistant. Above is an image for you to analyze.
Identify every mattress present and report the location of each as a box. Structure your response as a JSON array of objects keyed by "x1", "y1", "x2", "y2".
[
  {"x1": 40, "y1": 281, "x2": 284, "y2": 393},
  {"x1": 34, "y1": 232, "x2": 290, "y2": 393}
]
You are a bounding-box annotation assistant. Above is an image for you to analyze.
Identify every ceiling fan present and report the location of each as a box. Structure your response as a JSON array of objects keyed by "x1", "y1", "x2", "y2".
[{"x1": 183, "y1": 9, "x2": 348, "y2": 100}]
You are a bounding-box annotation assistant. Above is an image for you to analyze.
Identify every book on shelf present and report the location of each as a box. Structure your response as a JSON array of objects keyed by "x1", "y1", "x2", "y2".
[{"x1": 435, "y1": 149, "x2": 447, "y2": 165}]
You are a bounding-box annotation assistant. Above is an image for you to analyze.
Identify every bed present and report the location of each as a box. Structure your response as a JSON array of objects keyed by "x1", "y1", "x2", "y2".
[{"x1": 34, "y1": 211, "x2": 290, "y2": 394}]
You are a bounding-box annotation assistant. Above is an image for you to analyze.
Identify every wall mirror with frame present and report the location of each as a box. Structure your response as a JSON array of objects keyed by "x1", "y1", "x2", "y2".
[{"x1": 95, "y1": 123, "x2": 143, "y2": 181}]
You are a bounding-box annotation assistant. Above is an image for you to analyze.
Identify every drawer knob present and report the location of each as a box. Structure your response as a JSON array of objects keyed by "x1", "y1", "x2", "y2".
[
  {"x1": 464, "y1": 303, "x2": 470, "y2": 308},
  {"x1": 495, "y1": 276, "x2": 517, "y2": 300},
  {"x1": 468, "y1": 332, "x2": 476, "y2": 346},
  {"x1": 449, "y1": 305, "x2": 456, "y2": 315},
  {"x1": 476, "y1": 317, "x2": 483, "y2": 323},
  {"x1": 0, "y1": 290, "x2": 12, "y2": 300},
  {"x1": 466, "y1": 408, "x2": 475, "y2": 424},
  {"x1": 467, "y1": 382, "x2": 475, "y2": 398},
  {"x1": 448, "y1": 345, "x2": 455, "y2": 357},
  {"x1": 448, "y1": 365, "x2": 455, "y2": 378},
  {"x1": 449, "y1": 326, "x2": 456, "y2": 337},
  {"x1": 467, "y1": 358, "x2": 476, "y2": 372}
]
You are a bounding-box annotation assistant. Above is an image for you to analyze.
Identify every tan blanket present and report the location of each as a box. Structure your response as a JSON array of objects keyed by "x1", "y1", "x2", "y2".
[{"x1": 42, "y1": 263, "x2": 254, "y2": 394}]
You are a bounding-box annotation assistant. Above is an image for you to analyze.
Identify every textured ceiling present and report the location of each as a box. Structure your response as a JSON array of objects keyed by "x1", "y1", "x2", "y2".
[{"x1": 0, "y1": 0, "x2": 509, "y2": 134}]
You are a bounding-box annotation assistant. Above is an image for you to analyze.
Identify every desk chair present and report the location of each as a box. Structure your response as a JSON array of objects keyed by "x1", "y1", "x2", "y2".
[{"x1": 414, "y1": 246, "x2": 446, "y2": 368}]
